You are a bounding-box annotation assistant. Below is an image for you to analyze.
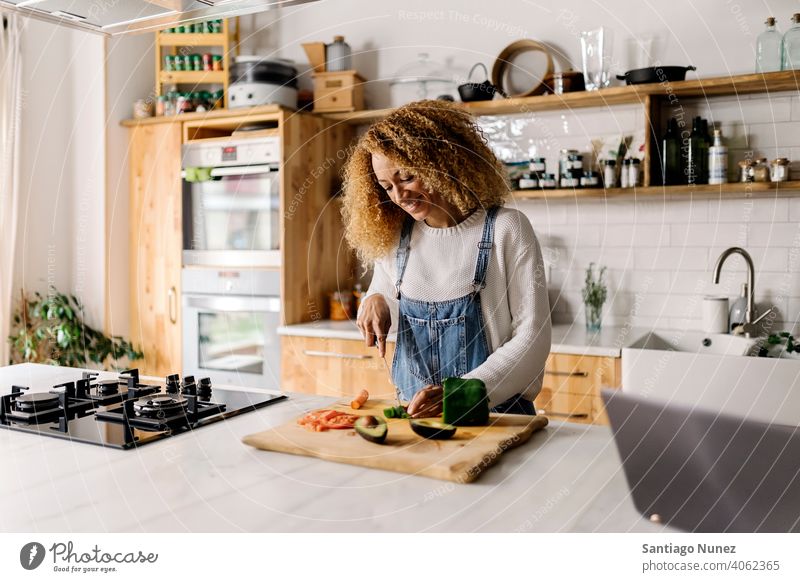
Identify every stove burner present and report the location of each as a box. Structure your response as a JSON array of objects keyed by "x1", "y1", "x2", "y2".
[
  {"x1": 133, "y1": 395, "x2": 188, "y2": 419},
  {"x1": 96, "y1": 380, "x2": 120, "y2": 396},
  {"x1": 15, "y1": 392, "x2": 60, "y2": 413}
]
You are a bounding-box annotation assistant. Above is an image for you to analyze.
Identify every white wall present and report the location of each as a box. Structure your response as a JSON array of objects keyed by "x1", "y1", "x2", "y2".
[{"x1": 13, "y1": 19, "x2": 105, "y2": 327}]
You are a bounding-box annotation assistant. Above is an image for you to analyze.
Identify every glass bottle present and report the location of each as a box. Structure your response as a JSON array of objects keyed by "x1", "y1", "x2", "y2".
[
  {"x1": 756, "y1": 17, "x2": 782, "y2": 72},
  {"x1": 686, "y1": 116, "x2": 704, "y2": 185},
  {"x1": 661, "y1": 117, "x2": 680, "y2": 185},
  {"x1": 782, "y1": 13, "x2": 800, "y2": 70}
]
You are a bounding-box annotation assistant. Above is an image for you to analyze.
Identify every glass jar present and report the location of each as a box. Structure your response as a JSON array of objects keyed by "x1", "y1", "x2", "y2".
[
  {"x1": 753, "y1": 157, "x2": 770, "y2": 182},
  {"x1": 389, "y1": 53, "x2": 458, "y2": 106},
  {"x1": 191, "y1": 54, "x2": 202, "y2": 71},
  {"x1": 581, "y1": 171, "x2": 601, "y2": 188},
  {"x1": 164, "y1": 55, "x2": 176, "y2": 71},
  {"x1": 202, "y1": 53, "x2": 213, "y2": 71},
  {"x1": 620, "y1": 159, "x2": 631, "y2": 188},
  {"x1": 529, "y1": 157, "x2": 546, "y2": 174},
  {"x1": 738, "y1": 159, "x2": 755, "y2": 182},
  {"x1": 539, "y1": 173, "x2": 557, "y2": 189},
  {"x1": 560, "y1": 170, "x2": 581, "y2": 188},
  {"x1": 602, "y1": 159, "x2": 616, "y2": 188},
  {"x1": 771, "y1": 158, "x2": 790, "y2": 182},
  {"x1": 559, "y1": 149, "x2": 583, "y2": 176},
  {"x1": 628, "y1": 158, "x2": 641, "y2": 187},
  {"x1": 518, "y1": 172, "x2": 538, "y2": 190},
  {"x1": 212, "y1": 55, "x2": 223, "y2": 71}
]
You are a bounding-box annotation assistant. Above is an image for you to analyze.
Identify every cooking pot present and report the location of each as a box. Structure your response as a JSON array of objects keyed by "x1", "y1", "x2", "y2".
[
  {"x1": 458, "y1": 63, "x2": 496, "y2": 102},
  {"x1": 616, "y1": 65, "x2": 696, "y2": 85},
  {"x1": 229, "y1": 56, "x2": 299, "y2": 109}
]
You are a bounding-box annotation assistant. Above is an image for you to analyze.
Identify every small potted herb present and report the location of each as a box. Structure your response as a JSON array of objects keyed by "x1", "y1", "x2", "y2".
[
  {"x1": 758, "y1": 331, "x2": 800, "y2": 359},
  {"x1": 582, "y1": 263, "x2": 608, "y2": 332}
]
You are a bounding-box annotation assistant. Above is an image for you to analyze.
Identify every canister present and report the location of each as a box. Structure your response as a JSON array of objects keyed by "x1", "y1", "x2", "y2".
[{"x1": 771, "y1": 158, "x2": 790, "y2": 182}]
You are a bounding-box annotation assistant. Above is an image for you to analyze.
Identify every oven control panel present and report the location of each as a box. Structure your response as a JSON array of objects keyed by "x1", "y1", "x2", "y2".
[{"x1": 183, "y1": 136, "x2": 280, "y2": 169}]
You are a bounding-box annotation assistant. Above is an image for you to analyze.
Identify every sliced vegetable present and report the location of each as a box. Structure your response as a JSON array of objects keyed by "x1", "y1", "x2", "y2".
[
  {"x1": 442, "y1": 377, "x2": 489, "y2": 426},
  {"x1": 297, "y1": 409, "x2": 360, "y2": 431},
  {"x1": 354, "y1": 415, "x2": 388, "y2": 444},
  {"x1": 350, "y1": 388, "x2": 369, "y2": 409},
  {"x1": 383, "y1": 405, "x2": 410, "y2": 419},
  {"x1": 409, "y1": 419, "x2": 457, "y2": 440}
]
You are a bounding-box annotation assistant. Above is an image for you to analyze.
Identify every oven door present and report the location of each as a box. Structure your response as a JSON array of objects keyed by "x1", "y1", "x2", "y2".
[
  {"x1": 182, "y1": 164, "x2": 281, "y2": 267},
  {"x1": 182, "y1": 294, "x2": 281, "y2": 390}
]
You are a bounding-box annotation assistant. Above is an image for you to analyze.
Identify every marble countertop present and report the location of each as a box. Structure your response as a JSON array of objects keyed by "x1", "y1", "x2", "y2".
[
  {"x1": 279, "y1": 320, "x2": 648, "y2": 358},
  {"x1": 0, "y1": 364, "x2": 665, "y2": 533}
]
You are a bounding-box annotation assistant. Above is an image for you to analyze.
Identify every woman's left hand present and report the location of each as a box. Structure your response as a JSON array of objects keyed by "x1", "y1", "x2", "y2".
[{"x1": 407, "y1": 385, "x2": 443, "y2": 418}]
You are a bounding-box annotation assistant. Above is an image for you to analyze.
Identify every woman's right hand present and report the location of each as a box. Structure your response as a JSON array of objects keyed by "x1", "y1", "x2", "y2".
[{"x1": 357, "y1": 294, "x2": 391, "y2": 357}]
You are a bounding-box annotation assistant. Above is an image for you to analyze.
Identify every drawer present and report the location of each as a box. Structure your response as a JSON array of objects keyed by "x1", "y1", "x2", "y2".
[
  {"x1": 534, "y1": 388, "x2": 593, "y2": 424},
  {"x1": 281, "y1": 336, "x2": 395, "y2": 398},
  {"x1": 543, "y1": 354, "x2": 595, "y2": 396},
  {"x1": 313, "y1": 72, "x2": 365, "y2": 113}
]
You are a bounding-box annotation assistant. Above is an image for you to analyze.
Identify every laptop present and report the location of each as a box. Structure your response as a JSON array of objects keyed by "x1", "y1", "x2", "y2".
[{"x1": 602, "y1": 389, "x2": 800, "y2": 533}]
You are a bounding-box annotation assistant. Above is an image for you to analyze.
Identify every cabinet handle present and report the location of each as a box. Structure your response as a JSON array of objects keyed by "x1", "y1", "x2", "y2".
[
  {"x1": 545, "y1": 370, "x2": 588, "y2": 377},
  {"x1": 168, "y1": 286, "x2": 177, "y2": 324},
  {"x1": 536, "y1": 409, "x2": 589, "y2": 419},
  {"x1": 302, "y1": 350, "x2": 373, "y2": 360}
]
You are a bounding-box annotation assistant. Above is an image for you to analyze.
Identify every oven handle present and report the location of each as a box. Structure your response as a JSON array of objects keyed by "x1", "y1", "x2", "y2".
[
  {"x1": 185, "y1": 295, "x2": 281, "y2": 313},
  {"x1": 180, "y1": 165, "x2": 277, "y2": 179}
]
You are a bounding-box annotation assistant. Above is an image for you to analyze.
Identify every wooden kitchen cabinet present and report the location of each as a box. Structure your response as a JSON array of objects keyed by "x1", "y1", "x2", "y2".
[
  {"x1": 535, "y1": 353, "x2": 621, "y2": 425},
  {"x1": 128, "y1": 122, "x2": 183, "y2": 377},
  {"x1": 281, "y1": 336, "x2": 396, "y2": 398}
]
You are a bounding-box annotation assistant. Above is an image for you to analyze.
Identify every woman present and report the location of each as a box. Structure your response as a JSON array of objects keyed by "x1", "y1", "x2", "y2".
[{"x1": 342, "y1": 100, "x2": 551, "y2": 418}]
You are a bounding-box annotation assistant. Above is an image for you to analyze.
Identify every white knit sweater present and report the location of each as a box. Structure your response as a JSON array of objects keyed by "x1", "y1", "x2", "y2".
[{"x1": 363, "y1": 206, "x2": 552, "y2": 407}]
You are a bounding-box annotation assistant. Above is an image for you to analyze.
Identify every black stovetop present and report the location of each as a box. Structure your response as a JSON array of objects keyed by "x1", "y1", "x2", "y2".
[{"x1": 0, "y1": 369, "x2": 286, "y2": 449}]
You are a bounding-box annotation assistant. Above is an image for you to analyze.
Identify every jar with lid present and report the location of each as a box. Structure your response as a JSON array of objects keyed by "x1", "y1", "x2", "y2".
[
  {"x1": 155, "y1": 95, "x2": 167, "y2": 116},
  {"x1": 518, "y1": 172, "x2": 538, "y2": 190},
  {"x1": 620, "y1": 159, "x2": 631, "y2": 188},
  {"x1": 191, "y1": 54, "x2": 203, "y2": 71},
  {"x1": 539, "y1": 173, "x2": 557, "y2": 189},
  {"x1": 559, "y1": 149, "x2": 582, "y2": 176},
  {"x1": 602, "y1": 159, "x2": 616, "y2": 188},
  {"x1": 164, "y1": 55, "x2": 176, "y2": 71},
  {"x1": 560, "y1": 170, "x2": 581, "y2": 188},
  {"x1": 738, "y1": 159, "x2": 755, "y2": 182},
  {"x1": 628, "y1": 158, "x2": 641, "y2": 187},
  {"x1": 581, "y1": 171, "x2": 601, "y2": 188},
  {"x1": 529, "y1": 157, "x2": 546, "y2": 175},
  {"x1": 771, "y1": 158, "x2": 790, "y2": 182},
  {"x1": 326, "y1": 35, "x2": 352, "y2": 72},
  {"x1": 212, "y1": 55, "x2": 223, "y2": 71},
  {"x1": 753, "y1": 157, "x2": 770, "y2": 182}
]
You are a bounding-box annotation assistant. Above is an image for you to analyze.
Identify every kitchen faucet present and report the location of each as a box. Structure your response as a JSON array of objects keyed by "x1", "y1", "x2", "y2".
[{"x1": 712, "y1": 247, "x2": 774, "y2": 337}]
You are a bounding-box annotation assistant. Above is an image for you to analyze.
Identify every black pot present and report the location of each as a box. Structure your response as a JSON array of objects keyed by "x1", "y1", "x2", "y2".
[
  {"x1": 616, "y1": 65, "x2": 696, "y2": 85},
  {"x1": 231, "y1": 58, "x2": 298, "y2": 88},
  {"x1": 458, "y1": 63, "x2": 496, "y2": 102}
]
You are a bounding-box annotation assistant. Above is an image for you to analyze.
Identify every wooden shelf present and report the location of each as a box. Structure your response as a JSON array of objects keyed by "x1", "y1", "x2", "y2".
[
  {"x1": 512, "y1": 180, "x2": 800, "y2": 200},
  {"x1": 159, "y1": 70, "x2": 227, "y2": 85},
  {"x1": 158, "y1": 33, "x2": 227, "y2": 47},
  {"x1": 322, "y1": 70, "x2": 800, "y2": 125}
]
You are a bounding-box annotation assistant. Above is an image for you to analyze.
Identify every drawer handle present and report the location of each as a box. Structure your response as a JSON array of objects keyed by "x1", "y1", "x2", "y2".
[
  {"x1": 545, "y1": 370, "x2": 588, "y2": 377},
  {"x1": 537, "y1": 409, "x2": 589, "y2": 419},
  {"x1": 302, "y1": 350, "x2": 373, "y2": 360}
]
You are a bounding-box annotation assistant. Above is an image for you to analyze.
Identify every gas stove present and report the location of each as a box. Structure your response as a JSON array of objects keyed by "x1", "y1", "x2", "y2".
[{"x1": 0, "y1": 369, "x2": 286, "y2": 449}]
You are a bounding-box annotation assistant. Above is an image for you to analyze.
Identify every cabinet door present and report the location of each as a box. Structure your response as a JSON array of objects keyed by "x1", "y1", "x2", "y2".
[
  {"x1": 535, "y1": 353, "x2": 620, "y2": 425},
  {"x1": 129, "y1": 123, "x2": 183, "y2": 377},
  {"x1": 281, "y1": 336, "x2": 396, "y2": 398}
]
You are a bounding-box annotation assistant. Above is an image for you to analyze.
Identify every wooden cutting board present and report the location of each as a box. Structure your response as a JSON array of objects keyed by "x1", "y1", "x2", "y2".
[{"x1": 242, "y1": 399, "x2": 548, "y2": 483}]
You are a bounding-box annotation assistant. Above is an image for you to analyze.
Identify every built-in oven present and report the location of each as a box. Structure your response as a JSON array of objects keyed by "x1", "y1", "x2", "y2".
[
  {"x1": 181, "y1": 136, "x2": 281, "y2": 268},
  {"x1": 182, "y1": 268, "x2": 281, "y2": 390}
]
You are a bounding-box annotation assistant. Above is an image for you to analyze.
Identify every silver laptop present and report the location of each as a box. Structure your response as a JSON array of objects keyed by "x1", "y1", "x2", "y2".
[{"x1": 602, "y1": 389, "x2": 800, "y2": 532}]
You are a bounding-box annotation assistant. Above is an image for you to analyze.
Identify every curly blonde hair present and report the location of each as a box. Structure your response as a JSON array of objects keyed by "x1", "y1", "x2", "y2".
[{"x1": 341, "y1": 99, "x2": 509, "y2": 264}]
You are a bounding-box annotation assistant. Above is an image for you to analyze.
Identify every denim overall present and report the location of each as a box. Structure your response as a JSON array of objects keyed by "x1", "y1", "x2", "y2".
[{"x1": 391, "y1": 207, "x2": 535, "y2": 415}]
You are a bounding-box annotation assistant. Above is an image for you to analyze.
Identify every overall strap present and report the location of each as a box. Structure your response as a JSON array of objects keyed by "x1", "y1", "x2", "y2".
[
  {"x1": 471, "y1": 206, "x2": 500, "y2": 294},
  {"x1": 394, "y1": 215, "x2": 415, "y2": 299}
]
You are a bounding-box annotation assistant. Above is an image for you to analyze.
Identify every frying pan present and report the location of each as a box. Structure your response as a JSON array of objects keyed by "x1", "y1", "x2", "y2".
[{"x1": 616, "y1": 65, "x2": 696, "y2": 85}]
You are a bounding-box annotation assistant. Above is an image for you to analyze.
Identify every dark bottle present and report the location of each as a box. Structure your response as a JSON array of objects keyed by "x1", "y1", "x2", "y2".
[
  {"x1": 699, "y1": 118, "x2": 711, "y2": 184},
  {"x1": 661, "y1": 117, "x2": 681, "y2": 185},
  {"x1": 686, "y1": 116, "x2": 705, "y2": 185}
]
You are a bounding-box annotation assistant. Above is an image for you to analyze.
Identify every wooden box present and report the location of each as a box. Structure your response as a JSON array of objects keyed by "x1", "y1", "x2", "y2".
[{"x1": 312, "y1": 70, "x2": 365, "y2": 113}]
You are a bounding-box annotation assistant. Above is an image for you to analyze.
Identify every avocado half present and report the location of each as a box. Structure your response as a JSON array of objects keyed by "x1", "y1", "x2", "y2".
[
  {"x1": 354, "y1": 415, "x2": 388, "y2": 444},
  {"x1": 409, "y1": 419, "x2": 457, "y2": 440}
]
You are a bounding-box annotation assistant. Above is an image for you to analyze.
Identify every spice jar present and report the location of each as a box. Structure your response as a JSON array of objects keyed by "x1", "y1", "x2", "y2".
[
  {"x1": 329, "y1": 291, "x2": 353, "y2": 321},
  {"x1": 620, "y1": 159, "x2": 631, "y2": 188},
  {"x1": 202, "y1": 53, "x2": 213, "y2": 71},
  {"x1": 164, "y1": 55, "x2": 176, "y2": 71},
  {"x1": 133, "y1": 99, "x2": 152, "y2": 119},
  {"x1": 753, "y1": 158, "x2": 770, "y2": 182},
  {"x1": 771, "y1": 158, "x2": 790, "y2": 182},
  {"x1": 212, "y1": 55, "x2": 223, "y2": 71},
  {"x1": 529, "y1": 157, "x2": 546, "y2": 175},
  {"x1": 628, "y1": 158, "x2": 641, "y2": 187},
  {"x1": 602, "y1": 159, "x2": 616, "y2": 188},
  {"x1": 581, "y1": 171, "x2": 601, "y2": 188},
  {"x1": 191, "y1": 54, "x2": 202, "y2": 71},
  {"x1": 738, "y1": 159, "x2": 755, "y2": 182},
  {"x1": 560, "y1": 170, "x2": 581, "y2": 188},
  {"x1": 518, "y1": 172, "x2": 538, "y2": 190},
  {"x1": 539, "y1": 173, "x2": 557, "y2": 189},
  {"x1": 155, "y1": 96, "x2": 167, "y2": 116}
]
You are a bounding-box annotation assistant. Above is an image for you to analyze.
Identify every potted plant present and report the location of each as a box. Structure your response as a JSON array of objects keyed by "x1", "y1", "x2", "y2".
[
  {"x1": 758, "y1": 331, "x2": 800, "y2": 359},
  {"x1": 582, "y1": 263, "x2": 608, "y2": 332},
  {"x1": 8, "y1": 289, "x2": 143, "y2": 369}
]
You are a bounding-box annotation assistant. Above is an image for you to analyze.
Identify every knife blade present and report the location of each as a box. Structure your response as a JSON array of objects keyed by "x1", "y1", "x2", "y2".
[{"x1": 377, "y1": 343, "x2": 402, "y2": 410}]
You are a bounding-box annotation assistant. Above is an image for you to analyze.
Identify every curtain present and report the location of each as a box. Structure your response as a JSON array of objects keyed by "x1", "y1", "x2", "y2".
[{"x1": 0, "y1": 12, "x2": 23, "y2": 365}]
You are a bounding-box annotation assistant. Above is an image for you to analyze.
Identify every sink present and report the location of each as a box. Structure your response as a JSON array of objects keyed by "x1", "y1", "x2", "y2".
[
  {"x1": 622, "y1": 329, "x2": 800, "y2": 426},
  {"x1": 627, "y1": 330, "x2": 758, "y2": 356}
]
